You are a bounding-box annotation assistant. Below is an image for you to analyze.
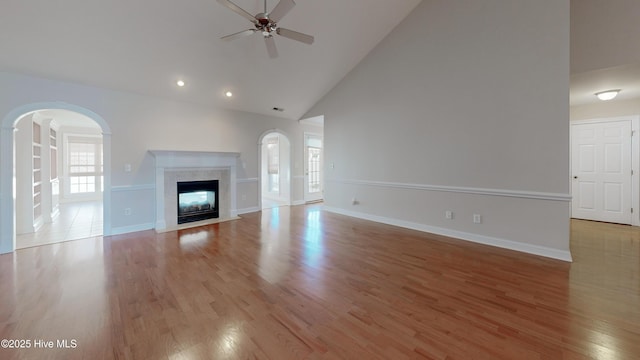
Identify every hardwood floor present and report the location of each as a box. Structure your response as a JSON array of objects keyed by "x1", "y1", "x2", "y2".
[{"x1": 0, "y1": 205, "x2": 638, "y2": 359}]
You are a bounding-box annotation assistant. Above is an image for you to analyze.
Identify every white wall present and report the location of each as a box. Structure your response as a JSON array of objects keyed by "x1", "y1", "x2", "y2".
[
  {"x1": 305, "y1": 0, "x2": 571, "y2": 260},
  {"x1": 571, "y1": 98, "x2": 640, "y2": 121},
  {"x1": 0, "y1": 71, "x2": 322, "y2": 252},
  {"x1": 15, "y1": 114, "x2": 33, "y2": 234},
  {"x1": 571, "y1": 0, "x2": 640, "y2": 74}
]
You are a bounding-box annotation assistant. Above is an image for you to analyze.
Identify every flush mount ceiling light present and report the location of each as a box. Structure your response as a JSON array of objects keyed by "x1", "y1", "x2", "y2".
[
  {"x1": 225, "y1": 91, "x2": 233, "y2": 97},
  {"x1": 595, "y1": 89, "x2": 620, "y2": 101},
  {"x1": 176, "y1": 80, "x2": 185, "y2": 87}
]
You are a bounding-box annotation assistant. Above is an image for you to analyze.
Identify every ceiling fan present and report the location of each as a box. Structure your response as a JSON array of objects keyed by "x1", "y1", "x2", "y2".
[{"x1": 217, "y1": 0, "x2": 314, "y2": 58}]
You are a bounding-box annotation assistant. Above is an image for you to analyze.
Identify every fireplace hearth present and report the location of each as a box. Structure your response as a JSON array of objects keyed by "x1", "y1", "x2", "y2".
[{"x1": 177, "y1": 180, "x2": 219, "y2": 224}]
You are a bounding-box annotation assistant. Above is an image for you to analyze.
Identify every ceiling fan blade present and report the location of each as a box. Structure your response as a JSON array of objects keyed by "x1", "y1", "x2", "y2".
[
  {"x1": 268, "y1": 0, "x2": 295, "y2": 23},
  {"x1": 265, "y1": 36, "x2": 278, "y2": 58},
  {"x1": 276, "y1": 27, "x2": 314, "y2": 45},
  {"x1": 216, "y1": 0, "x2": 257, "y2": 23},
  {"x1": 221, "y1": 29, "x2": 257, "y2": 41}
]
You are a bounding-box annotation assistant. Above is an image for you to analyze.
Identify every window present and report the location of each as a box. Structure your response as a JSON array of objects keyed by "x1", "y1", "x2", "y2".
[
  {"x1": 307, "y1": 146, "x2": 321, "y2": 193},
  {"x1": 266, "y1": 138, "x2": 279, "y2": 193},
  {"x1": 67, "y1": 139, "x2": 103, "y2": 195}
]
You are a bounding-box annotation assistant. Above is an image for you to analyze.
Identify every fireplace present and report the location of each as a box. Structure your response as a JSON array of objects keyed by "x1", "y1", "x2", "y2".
[
  {"x1": 150, "y1": 150, "x2": 239, "y2": 232},
  {"x1": 177, "y1": 180, "x2": 219, "y2": 224}
]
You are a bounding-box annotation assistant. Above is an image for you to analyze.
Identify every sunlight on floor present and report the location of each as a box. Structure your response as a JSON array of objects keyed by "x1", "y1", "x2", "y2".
[{"x1": 16, "y1": 200, "x2": 103, "y2": 249}]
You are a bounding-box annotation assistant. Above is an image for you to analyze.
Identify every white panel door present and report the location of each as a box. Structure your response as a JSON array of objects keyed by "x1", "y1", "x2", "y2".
[{"x1": 571, "y1": 120, "x2": 632, "y2": 224}]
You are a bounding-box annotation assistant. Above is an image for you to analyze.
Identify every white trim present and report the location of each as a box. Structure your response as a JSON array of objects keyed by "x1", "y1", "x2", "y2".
[
  {"x1": 323, "y1": 206, "x2": 573, "y2": 262},
  {"x1": 292, "y1": 200, "x2": 306, "y2": 206},
  {"x1": 633, "y1": 117, "x2": 640, "y2": 226},
  {"x1": 570, "y1": 116, "x2": 639, "y2": 125},
  {"x1": 328, "y1": 178, "x2": 571, "y2": 202},
  {"x1": 111, "y1": 223, "x2": 155, "y2": 236},
  {"x1": 258, "y1": 129, "x2": 293, "y2": 210},
  {"x1": 111, "y1": 184, "x2": 155, "y2": 192},
  {"x1": 237, "y1": 178, "x2": 259, "y2": 184},
  {"x1": 0, "y1": 127, "x2": 13, "y2": 254},
  {"x1": 237, "y1": 206, "x2": 260, "y2": 215}
]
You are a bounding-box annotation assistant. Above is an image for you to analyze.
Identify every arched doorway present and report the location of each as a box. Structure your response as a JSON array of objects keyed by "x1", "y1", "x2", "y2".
[
  {"x1": 0, "y1": 102, "x2": 112, "y2": 254},
  {"x1": 259, "y1": 130, "x2": 292, "y2": 209}
]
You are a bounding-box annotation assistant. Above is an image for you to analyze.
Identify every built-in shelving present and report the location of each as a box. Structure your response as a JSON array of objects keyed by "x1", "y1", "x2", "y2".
[
  {"x1": 50, "y1": 127, "x2": 59, "y2": 219},
  {"x1": 33, "y1": 122, "x2": 42, "y2": 222},
  {"x1": 50, "y1": 128, "x2": 57, "y2": 180}
]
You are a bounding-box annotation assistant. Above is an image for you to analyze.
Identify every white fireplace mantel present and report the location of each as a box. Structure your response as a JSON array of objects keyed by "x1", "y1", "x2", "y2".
[{"x1": 150, "y1": 150, "x2": 240, "y2": 232}]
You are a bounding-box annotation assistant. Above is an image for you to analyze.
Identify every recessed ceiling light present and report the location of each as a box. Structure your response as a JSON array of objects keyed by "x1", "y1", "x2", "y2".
[
  {"x1": 595, "y1": 89, "x2": 620, "y2": 101},
  {"x1": 225, "y1": 91, "x2": 233, "y2": 97},
  {"x1": 176, "y1": 80, "x2": 185, "y2": 87}
]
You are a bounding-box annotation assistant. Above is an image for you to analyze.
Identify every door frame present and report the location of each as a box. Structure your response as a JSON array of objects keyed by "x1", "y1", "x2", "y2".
[
  {"x1": 570, "y1": 115, "x2": 640, "y2": 226},
  {"x1": 303, "y1": 132, "x2": 323, "y2": 203},
  {"x1": 258, "y1": 129, "x2": 292, "y2": 209},
  {"x1": 1, "y1": 102, "x2": 112, "y2": 254}
]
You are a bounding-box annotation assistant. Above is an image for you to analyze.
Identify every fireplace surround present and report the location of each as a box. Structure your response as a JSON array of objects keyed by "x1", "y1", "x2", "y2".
[{"x1": 150, "y1": 151, "x2": 240, "y2": 232}]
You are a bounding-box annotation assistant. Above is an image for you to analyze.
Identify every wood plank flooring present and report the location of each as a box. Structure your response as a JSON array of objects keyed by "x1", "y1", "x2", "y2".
[{"x1": 0, "y1": 205, "x2": 639, "y2": 359}]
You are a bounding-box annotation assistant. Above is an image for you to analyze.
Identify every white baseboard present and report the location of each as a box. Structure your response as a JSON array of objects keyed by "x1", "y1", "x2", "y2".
[
  {"x1": 323, "y1": 206, "x2": 572, "y2": 262},
  {"x1": 291, "y1": 200, "x2": 306, "y2": 206},
  {"x1": 237, "y1": 178, "x2": 259, "y2": 184},
  {"x1": 237, "y1": 206, "x2": 260, "y2": 215},
  {"x1": 110, "y1": 223, "x2": 155, "y2": 236}
]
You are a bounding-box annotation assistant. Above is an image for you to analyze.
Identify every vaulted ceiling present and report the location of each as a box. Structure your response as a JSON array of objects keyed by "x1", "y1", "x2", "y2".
[
  {"x1": 2, "y1": 0, "x2": 639, "y2": 120},
  {"x1": 0, "y1": 0, "x2": 421, "y2": 120}
]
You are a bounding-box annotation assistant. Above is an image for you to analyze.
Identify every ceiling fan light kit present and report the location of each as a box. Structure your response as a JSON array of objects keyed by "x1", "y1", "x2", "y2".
[{"x1": 217, "y1": 0, "x2": 314, "y2": 58}]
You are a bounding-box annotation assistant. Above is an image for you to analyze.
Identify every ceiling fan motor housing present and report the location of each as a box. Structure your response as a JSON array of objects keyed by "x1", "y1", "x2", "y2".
[
  {"x1": 255, "y1": 13, "x2": 277, "y2": 36},
  {"x1": 256, "y1": 14, "x2": 272, "y2": 26}
]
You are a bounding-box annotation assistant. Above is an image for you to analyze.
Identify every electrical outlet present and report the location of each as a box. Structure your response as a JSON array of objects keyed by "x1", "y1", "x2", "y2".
[
  {"x1": 124, "y1": 208, "x2": 132, "y2": 216},
  {"x1": 351, "y1": 197, "x2": 358, "y2": 205},
  {"x1": 473, "y1": 214, "x2": 482, "y2": 224},
  {"x1": 445, "y1": 210, "x2": 453, "y2": 220}
]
